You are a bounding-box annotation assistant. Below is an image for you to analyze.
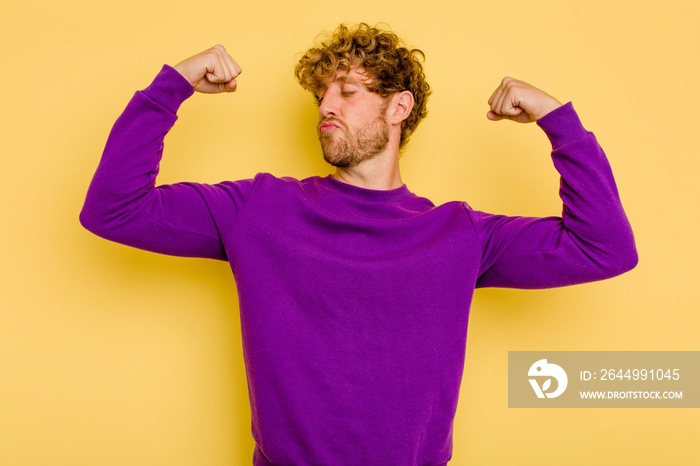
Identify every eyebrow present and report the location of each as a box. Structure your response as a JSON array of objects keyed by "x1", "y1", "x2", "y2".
[
  {"x1": 315, "y1": 74, "x2": 370, "y2": 100},
  {"x1": 325, "y1": 74, "x2": 370, "y2": 89},
  {"x1": 334, "y1": 75, "x2": 364, "y2": 85}
]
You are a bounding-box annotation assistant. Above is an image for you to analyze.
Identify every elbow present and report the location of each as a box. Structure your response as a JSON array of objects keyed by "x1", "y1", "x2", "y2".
[
  {"x1": 80, "y1": 209, "x2": 105, "y2": 239},
  {"x1": 79, "y1": 201, "x2": 97, "y2": 233},
  {"x1": 622, "y1": 240, "x2": 639, "y2": 272},
  {"x1": 79, "y1": 198, "x2": 113, "y2": 239},
  {"x1": 615, "y1": 227, "x2": 639, "y2": 274},
  {"x1": 611, "y1": 249, "x2": 638, "y2": 278},
  {"x1": 599, "y1": 235, "x2": 639, "y2": 280}
]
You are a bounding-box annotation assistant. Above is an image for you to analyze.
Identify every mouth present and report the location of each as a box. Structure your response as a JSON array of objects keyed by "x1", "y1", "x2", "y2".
[{"x1": 319, "y1": 120, "x2": 341, "y2": 134}]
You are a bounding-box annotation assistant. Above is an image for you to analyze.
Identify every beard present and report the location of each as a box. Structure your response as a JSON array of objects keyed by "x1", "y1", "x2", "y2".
[{"x1": 319, "y1": 115, "x2": 390, "y2": 168}]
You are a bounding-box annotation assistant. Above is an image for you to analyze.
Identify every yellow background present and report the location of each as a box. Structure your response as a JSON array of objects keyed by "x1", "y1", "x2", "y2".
[{"x1": 1, "y1": 0, "x2": 698, "y2": 464}]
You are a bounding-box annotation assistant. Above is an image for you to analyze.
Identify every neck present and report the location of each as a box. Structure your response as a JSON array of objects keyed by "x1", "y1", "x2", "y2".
[{"x1": 332, "y1": 149, "x2": 403, "y2": 190}]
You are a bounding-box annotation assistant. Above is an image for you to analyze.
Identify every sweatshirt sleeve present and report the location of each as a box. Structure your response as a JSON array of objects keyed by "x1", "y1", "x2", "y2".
[
  {"x1": 470, "y1": 102, "x2": 638, "y2": 289},
  {"x1": 79, "y1": 65, "x2": 255, "y2": 260}
]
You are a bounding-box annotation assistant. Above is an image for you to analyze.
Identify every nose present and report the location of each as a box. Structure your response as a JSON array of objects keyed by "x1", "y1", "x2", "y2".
[{"x1": 318, "y1": 90, "x2": 338, "y2": 118}]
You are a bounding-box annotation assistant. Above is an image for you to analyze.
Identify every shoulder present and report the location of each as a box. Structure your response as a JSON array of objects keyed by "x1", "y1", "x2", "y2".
[{"x1": 213, "y1": 173, "x2": 322, "y2": 203}]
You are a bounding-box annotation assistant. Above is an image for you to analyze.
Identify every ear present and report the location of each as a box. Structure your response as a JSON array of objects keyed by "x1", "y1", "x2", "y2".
[{"x1": 388, "y1": 90, "x2": 415, "y2": 125}]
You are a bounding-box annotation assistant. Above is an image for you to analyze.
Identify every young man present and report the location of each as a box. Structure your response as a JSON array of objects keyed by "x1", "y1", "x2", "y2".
[{"x1": 81, "y1": 23, "x2": 637, "y2": 466}]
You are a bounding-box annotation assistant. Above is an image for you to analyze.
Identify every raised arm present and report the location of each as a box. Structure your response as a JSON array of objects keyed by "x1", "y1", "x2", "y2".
[
  {"x1": 472, "y1": 78, "x2": 637, "y2": 288},
  {"x1": 80, "y1": 46, "x2": 253, "y2": 260}
]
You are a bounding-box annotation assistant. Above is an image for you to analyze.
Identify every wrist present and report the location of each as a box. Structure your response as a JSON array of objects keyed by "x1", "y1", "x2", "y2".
[
  {"x1": 536, "y1": 102, "x2": 587, "y2": 148},
  {"x1": 533, "y1": 99, "x2": 563, "y2": 121},
  {"x1": 141, "y1": 65, "x2": 195, "y2": 113}
]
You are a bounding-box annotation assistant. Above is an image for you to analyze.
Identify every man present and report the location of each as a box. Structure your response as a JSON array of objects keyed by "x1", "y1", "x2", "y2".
[{"x1": 81, "y1": 23, "x2": 637, "y2": 466}]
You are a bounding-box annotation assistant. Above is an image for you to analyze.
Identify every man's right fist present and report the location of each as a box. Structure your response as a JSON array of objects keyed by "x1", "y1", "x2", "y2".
[{"x1": 173, "y1": 45, "x2": 242, "y2": 94}]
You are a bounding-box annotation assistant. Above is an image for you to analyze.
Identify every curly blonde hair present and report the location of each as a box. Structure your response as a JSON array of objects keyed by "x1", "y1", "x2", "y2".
[{"x1": 295, "y1": 23, "x2": 431, "y2": 148}]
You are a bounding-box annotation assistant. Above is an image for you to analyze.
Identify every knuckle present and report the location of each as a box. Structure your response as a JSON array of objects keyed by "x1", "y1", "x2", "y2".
[{"x1": 210, "y1": 44, "x2": 226, "y2": 57}]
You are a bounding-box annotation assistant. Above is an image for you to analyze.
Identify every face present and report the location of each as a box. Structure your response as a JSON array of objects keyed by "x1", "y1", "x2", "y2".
[{"x1": 316, "y1": 69, "x2": 391, "y2": 168}]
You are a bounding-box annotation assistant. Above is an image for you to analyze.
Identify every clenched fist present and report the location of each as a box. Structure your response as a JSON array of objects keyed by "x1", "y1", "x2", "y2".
[
  {"x1": 173, "y1": 45, "x2": 242, "y2": 94},
  {"x1": 487, "y1": 77, "x2": 562, "y2": 123}
]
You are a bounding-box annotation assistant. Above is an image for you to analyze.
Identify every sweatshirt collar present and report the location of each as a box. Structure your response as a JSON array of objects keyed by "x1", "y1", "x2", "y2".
[{"x1": 319, "y1": 175, "x2": 412, "y2": 203}]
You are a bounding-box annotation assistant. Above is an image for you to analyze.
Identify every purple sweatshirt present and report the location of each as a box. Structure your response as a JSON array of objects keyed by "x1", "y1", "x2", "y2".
[{"x1": 80, "y1": 65, "x2": 637, "y2": 465}]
